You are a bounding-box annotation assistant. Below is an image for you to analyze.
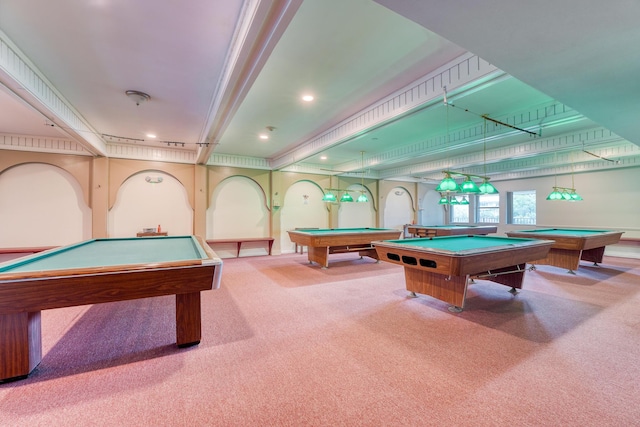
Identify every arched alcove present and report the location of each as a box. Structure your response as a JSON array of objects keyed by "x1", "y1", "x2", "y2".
[
  {"x1": 279, "y1": 180, "x2": 328, "y2": 253},
  {"x1": 383, "y1": 186, "x2": 413, "y2": 230},
  {"x1": 207, "y1": 175, "x2": 269, "y2": 238},
  {"x1": 420, "y1": 189, "x2": 445, "y2": 225},
  {"x1": 0, "y1": 163, "x2": 91, "y2": 246},
  {"x1": 108, "y1": 171, "x2": 192, "y2": 237}
]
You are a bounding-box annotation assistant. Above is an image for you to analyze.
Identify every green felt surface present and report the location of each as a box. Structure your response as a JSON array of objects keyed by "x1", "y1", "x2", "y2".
[
  {"x1": 515, "y1": 228, "x2": 611, "y2": 236},
  {"x1": 0, "y1": 236, "x2": 207, "y2": 273},
  {"x1": 295, "y1": 228, "x2": 395, "y2": 234},
  {"x1": 382, "y1": 235, "x2": 537, "y2": 252}
]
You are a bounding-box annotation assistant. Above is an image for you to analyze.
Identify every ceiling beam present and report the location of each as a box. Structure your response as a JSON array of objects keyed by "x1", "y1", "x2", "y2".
[
  {"x1": 196, "y1": 0, "x2": 304, "y2": 164},
  {"x1": 0, "y1": 29, "x2": 107, "y2": 156}
]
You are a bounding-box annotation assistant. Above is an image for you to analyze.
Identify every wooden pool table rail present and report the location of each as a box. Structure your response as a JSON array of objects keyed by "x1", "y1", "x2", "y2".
[{"x1": 0, "y1": 236, "x2": 222, "y2": 382}]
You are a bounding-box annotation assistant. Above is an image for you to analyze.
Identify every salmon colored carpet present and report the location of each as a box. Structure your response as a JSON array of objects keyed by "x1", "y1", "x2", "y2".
[{"x1": 1, "y1": 252, "x2": 639, "y2": 426}]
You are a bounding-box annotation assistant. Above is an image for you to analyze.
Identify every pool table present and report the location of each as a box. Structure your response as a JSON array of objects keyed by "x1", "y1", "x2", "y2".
[
  {"x1": 505, "y1": 228, "x2": 624, "y2": 273},
  {"x1": 287, "y1": 228, "x2": 402, "y2": 268},
  {"x1": 406, "y1": 224, "x2": 497, "y2": 238},
  {"x1": 373, "y1": 235, "x2": 554, "y2": 311},
  {"x1": 0, "y1": 235, "x2": 222, "y2": 382}
]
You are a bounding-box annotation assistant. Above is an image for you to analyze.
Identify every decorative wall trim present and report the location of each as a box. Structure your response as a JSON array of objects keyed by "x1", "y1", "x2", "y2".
[
  {"x1": 106, "y1": 144, "x2": 198, "y2": 164},
  {"x1": 380, "y1": 126, "x2": 633, "y2": 180},
  {"x1": 0, "y1": 133, "x2": 92, "y2": 156},
  {"x1": 207, "y1": 152, "x2": 271, "y2": 169}
]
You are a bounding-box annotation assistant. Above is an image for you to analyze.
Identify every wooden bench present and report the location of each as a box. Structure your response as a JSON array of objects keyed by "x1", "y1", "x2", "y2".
[
  {"x1": 207, "y1": 237, "x2": 274, "y2": 257},
  {"x1": 0, "y1": 246, "x2": 57, "y2": 263},
  {"x1": 0, "y1": 246, "x2": 56, "y2": 254},
  {"x1": 618, "y1": 238, "x2": 640, "y2": 247}
]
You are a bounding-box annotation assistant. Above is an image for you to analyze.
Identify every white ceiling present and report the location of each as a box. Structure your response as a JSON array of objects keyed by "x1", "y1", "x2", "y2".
[{"x1": 1, "y1": 0, "x2": 638, "y2": 183}]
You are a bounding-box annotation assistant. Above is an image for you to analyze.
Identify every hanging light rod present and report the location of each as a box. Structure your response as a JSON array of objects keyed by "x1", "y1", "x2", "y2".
[
  {"x1": 441, "y1": 170, "x2": 490, "y2": 181},
  {"x1": 582, "y1": 147, "x2": 619, "y2": 163},
  {"x1": 102, "y1": 134, "x2": 144, "y2": 143},
  {"x1": 443, "y1": 86, "x2": 540, "y2": 137}
]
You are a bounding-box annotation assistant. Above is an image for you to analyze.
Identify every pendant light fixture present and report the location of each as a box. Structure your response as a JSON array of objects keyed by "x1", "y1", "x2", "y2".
[
  {"x1": 339, "y1": 192, "x2": 354, "y2": 203},
  {"x1": 322, "y1": 175, "x2": 337, "y2": 202},
  {"x1": 356, "y1": 151, "x2": 369, "y2": 203},
  {"x1": 479, "y1": 118, "x2": 498, "y2": 195},
  {"x1": 435, "y1": 104, "x2": 499, "y2": 204},
  {"x1": 322, "y1": 152, "x2": 369, "y2": 203},
  {"x1": 322, "y1": 191, "x2": 338, "y2": 202},
  {"x1": 546, "y1": 152, "x2": 582, "y2": 202}
]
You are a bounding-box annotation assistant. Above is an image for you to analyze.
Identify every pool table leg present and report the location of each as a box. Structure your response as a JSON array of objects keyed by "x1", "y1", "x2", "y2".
[
  {"x1": 0, "y1": 311, "x2": 42, "y2": 382},
  {"x1": 404, "y1": 268, "x2": 468, "y2": 311},
  {"x1": 475, "y1": 263, "x2": 527, "y2": 291},
  {"x1": 531, "y1": 248, "x2": 581, "y2": 273},
  {"x1": 307, "y1": 246, "x2": 330, "y2": 268},
  {"x1": 580, "y1": 246, "x2": 606, "y2": 265},
  {"x1": 175, "y1": 292, "x2": 202, "y2": 347}
]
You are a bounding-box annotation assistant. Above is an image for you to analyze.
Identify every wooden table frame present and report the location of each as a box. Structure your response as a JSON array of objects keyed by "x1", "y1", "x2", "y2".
[
  {"x1": 0, "y1": 236, "x2": 222, "y2": 382},
  {"x1": 287, "y1": 228, "x2": 402, "y2": 268},
  {"x1": 406, "y1": 225, "x2": 497, "y2": 238},
  {"x1": 374, "y1": 237, "x2": 553, "y2": 311},
  {"x1": 505, "y1": 229, "x2": 623, "y2": 273}
]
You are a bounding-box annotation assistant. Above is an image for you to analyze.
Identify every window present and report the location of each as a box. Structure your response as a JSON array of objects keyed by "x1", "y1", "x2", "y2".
[
  {"x1": 450, "y1": 199, "x2": 469, "y2": 223},
  {"x1": 508, "y1": 190, "x2": 536, "y2": 225},
  {"x1": 476, "y1": 194, "x2": 499, "y2": 223}
]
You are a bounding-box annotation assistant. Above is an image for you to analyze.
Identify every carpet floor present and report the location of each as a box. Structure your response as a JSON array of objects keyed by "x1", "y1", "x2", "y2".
[{"x1": 1, "y1": 253, "x2": 639, "y2": 426}]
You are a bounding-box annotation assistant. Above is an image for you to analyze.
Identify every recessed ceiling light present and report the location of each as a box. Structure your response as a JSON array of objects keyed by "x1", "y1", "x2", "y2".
[
  {"x1": 259, "y1": 134, "x2": 269, "y2": 140},
  {"x1": 146, "y1": 133, "x2": 157, "y2": 139},
  {"x1": 302, "y1": 94, "x2": 314, "y2": 102},
  {"x1": 320, "y1": 155, "x2": 327, "y2": 160}
]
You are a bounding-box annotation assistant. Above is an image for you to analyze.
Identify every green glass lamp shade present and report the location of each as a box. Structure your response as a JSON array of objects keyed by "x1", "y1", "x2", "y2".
[
  {"x1": 340, "y1": 192, "x2": 353, "y2": 202},
  {"x1": 569, "y1": 191, "x2": 583, "y2": 201},
  {"x1": 356, "y1": 193, "x2": 369, "y2": 203},
  {"x1": 435, "y1": 175, "x2": 459, "y2": 192},
  {"x1": 449, "y1": 196, "x2": 460, "y2": 205},
  {"x1": 561, "y1": 191, "x2": 572, "y2": 200},
  {"x1": 459, "y1": 196, "x2": 470, "y2": 205},
  {"x1": 322, "y1": 192, "x2": 337, "y2": 203},
  {"x1": 479, "y1": 179, "x2": 498, "y2": 194},
  {"x1": 438, "y1": 196, "x2": 449, "y2": 205},
  {"x1": 460, "y1": 178, "x2": 481, "y2": 193},
  {"x1": 546, "y1": 188, "x2": 563, "y2": 200}
]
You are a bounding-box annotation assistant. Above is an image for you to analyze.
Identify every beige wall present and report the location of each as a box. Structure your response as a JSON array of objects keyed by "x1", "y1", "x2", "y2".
[{"x1": 1, "y1": 150, "x2": 638, "y2": 258}]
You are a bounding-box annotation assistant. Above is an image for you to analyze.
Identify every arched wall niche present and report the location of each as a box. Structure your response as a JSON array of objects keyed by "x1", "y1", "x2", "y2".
[
  {"x1": 382, "y1": 185, "x2": 415, "y2": 230},
  {"x1": 0, "y1": 162, "x2": 92, "y2": 246},
  {"x1": 206, "y1": 175, "x2": 270, "y2": 241},
  {"x1": 0, "y1": 154, "x2": 92, "y2": 207},
  {"x1": 206, "y1": 166, "x2": 271, "y2": 208},
  {"x1": 279, "y1": 179, "x2": 329, "y2": 253},
  {"x1": 108, "y1": 159, "x2": 195, "y2": 210},
  {"x1": 108, "y1": 171, "x2": 193, "y2": 237}
]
